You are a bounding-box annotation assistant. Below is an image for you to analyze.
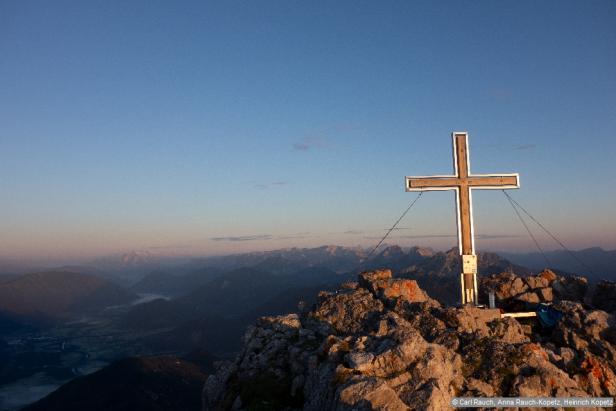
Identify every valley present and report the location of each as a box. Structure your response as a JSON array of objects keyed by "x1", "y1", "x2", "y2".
[
  {"x1": 0, "y1": 295, "x2": 172, "y2": 410},
  {"x1": 0, "y1": 245, "x2": 613, "y2": 410}
]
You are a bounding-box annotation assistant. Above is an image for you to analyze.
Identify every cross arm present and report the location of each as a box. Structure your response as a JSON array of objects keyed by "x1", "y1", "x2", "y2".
[
  {"x1": 406, "y1": 176, "x2": 460, "y2": 191},
  {"x1": 406, "y1": 173, "x2": 519, "y2": 191},
  {"x1": 467, "y1": 174, "x2": 519, "y2": 188}
]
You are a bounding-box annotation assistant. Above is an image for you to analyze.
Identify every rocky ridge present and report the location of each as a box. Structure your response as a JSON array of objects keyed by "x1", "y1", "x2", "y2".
[{"x1": 203, "y1": 270, "x2": 616, "y2": 410}]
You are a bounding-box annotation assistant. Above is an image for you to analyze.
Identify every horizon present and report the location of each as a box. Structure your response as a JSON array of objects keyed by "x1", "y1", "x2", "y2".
[
  {"x1": 2, "y1": 1, "x2": 615, "y2": 259},
  {"x1": 1, "y1": 243, "x2": 613, "y2": 269}
]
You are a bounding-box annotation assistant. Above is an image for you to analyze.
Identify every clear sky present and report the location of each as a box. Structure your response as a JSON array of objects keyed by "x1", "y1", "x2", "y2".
[{"x1": 1, "y1": 0, "x2": 615, "y2": 260}]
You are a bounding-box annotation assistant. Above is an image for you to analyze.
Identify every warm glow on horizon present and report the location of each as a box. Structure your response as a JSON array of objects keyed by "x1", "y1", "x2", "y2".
[{"x1": 1, "y1": 1, "x2": 614, "y2": 262}]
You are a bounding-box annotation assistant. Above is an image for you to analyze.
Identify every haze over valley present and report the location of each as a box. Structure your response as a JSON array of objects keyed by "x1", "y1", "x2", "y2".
[{"x1": 1, "y1": 244, "x2": 614, "y2": 410}]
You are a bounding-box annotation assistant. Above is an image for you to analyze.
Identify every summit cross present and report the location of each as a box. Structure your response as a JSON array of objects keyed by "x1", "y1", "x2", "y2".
[{"x1": 406, "y1": 132, "x2": 520, "y2": 305}]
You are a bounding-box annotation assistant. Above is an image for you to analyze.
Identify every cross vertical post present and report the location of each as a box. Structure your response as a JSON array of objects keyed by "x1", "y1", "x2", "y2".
[{"x1": 405, "y1": 132, "x2": 519, "y2": 305}]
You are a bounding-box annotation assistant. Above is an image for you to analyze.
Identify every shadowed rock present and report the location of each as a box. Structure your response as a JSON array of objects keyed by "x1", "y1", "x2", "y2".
[{"x1": 592, "y1": 280, "x2": 616, "y2": 313}]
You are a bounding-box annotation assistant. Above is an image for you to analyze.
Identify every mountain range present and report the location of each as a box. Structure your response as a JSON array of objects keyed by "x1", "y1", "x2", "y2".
[
  {"x1": 500, "y1": 247, "x2": 616, "y2": 281},
  {"x1": 2, "y1": 244, "x2": 615, "y2": 410},
  {"x1": 0, "y1": 271, "x2": 135, "y2": 322}
]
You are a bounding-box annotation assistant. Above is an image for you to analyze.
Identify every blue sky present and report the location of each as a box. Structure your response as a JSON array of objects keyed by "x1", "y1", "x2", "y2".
[{"x1": 1, "y1": 1, "x2": 615, "y2": 259}]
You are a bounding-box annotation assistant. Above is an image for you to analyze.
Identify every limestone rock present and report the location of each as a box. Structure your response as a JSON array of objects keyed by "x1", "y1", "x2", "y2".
[
  {"x1": 537, "y1": 287, "x2": 553, "y2": 302},
  {"x1": 358, "y1": 269, "x2": 393, "y2": 287},
  {"x1": 310, "y1": 288, "x2": 384, "y2": 335},
  {"x1": 525, "y1": 275, "x2": 549, "y2": 289},
  {"x1": 374, "y1": 279, "x2": 428, "y2": 304},
  {"x1": 490, "y1": 317, "x2": 530, "y2": 344},
  {"x1": 337, "y1": 379, "x2": 409, "y2": 411},
  {"x1": 515, "y1": 291, "x2": 540, "y2": 304},
  {"x1": 360, "y1": 270, "x2": 428, "y2": 304},
  {"x1": 466, "y1": 378, "x2": 495, "y2": 396},
  {"x1": 481, "y1": 270, "x2": 591, "y2": 313},
  {"x1": 203, "y1": 269, "x2": 616, "y2": 411},
  {"x1": 345, "y1": 351, "x2": 375, "y2": 372},
  {"x1": 453, "y1": 306, "x2": 500, "y2": 337},
  {"x1": 552, "y1": 276, "x2": 588, "y2": 302},
  {"x1": 510, "y1": 277, "x2": 529, "y2": 296},
  {"x1": 539, "y1": 268, "x2": 558, "y2": 283}
]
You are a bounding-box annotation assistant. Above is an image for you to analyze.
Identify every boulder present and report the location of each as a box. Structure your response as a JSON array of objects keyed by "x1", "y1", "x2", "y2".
[
  {"x1": 358, "y1": 269, "x2": 393, "y2": 287},
  {"x1": 311, "y1": 288, "x2": 384, "y2": 335},
  {"x1": 510, "y1": 277, "x2": 529, "y2": 296},
  {"x1": 466, "y1": 378, "x2": 495, "y2": 396},
  {"x1": 537, "y1": 287, "x2": 553, "y2": 302},
  {"x1": 400, "y1": 379, "x2": 451, "y2": 411},
  {"x1": 583, "y1": 310, "x2": 612, "y2": 340},
  {"x1": 525, "y1": 275, "x2": 549, "y2": 289},
  {"x1": 453, "y1": 306, "x2": 501, "y2": 337},
  {"x1": 539, "y1": 269, "x2": 558, "y2": 283},
  {"x1": 345, "y1": 351, "x2": 375, "y2": 373},
  {"x1": 360, "y1": 270, "x2": 428, "y2": 304},
  {"x1": 576, "y1": 353, "x2": 616, "y2": 396},
  {"x1": 490, "y1": 317, "x2": 530, "y2": 344},
  {"x1": 552, "y1": 276, "x2": 588, "y2": 302},
  {"x1": 514, "y1": 343, "x2": 582, "y2": 397},
  {"x1": 373, "y1": 279, "x2": 428, "y2": 304},
  {"x1": 337, "y1": 379, "x2": 409, "y2": 411},
  {"x1": 515, "y1": 291, "x2": 540, "y2": 304}
]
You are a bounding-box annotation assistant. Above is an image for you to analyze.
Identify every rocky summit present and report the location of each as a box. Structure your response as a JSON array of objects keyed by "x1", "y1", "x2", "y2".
[{"x1": 202, "y1": 269, "x2": 616, "y2": 410}]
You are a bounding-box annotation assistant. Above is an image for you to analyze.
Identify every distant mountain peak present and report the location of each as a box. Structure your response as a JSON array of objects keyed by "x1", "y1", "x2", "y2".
[
  {"x1": 378, "y1": 245, "x2": 405, "y2": 257},
  {"x1": 408, "y1": 246, "x2": 435, "y2": 257},
  {"x1": 120, "y1": 250, "x2": 154, "y2": 265}
]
